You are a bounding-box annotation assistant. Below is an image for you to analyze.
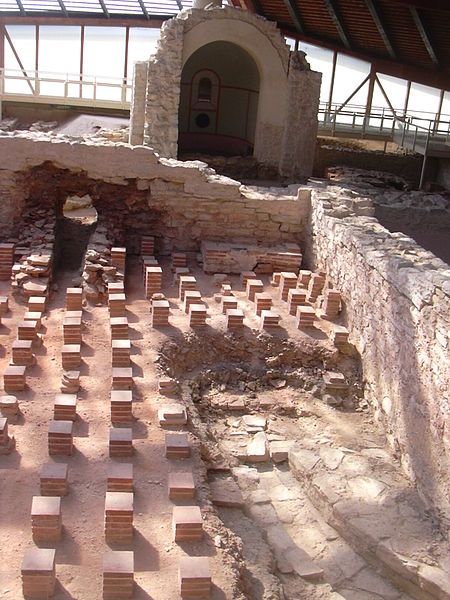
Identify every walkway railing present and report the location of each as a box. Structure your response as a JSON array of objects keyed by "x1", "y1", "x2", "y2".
[
  {"x1": 318, "y1": 101, "x2": 450, "y2": 187},
  {"x1": 0, "y1": 67, "x2": 132, "y2": 110},
  {"x1": 319, "y1": 101, "x2": 450, "y2": 143}
]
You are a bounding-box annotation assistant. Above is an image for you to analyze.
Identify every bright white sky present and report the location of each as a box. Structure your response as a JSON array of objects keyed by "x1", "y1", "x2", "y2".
[{"x1": 4, "y1": 24, "x2": 449, "y2": 120}]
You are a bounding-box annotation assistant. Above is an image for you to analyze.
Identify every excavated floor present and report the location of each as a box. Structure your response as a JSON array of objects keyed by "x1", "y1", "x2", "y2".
[{"x1": 0, "y1": 257, "x2": 448, "y2": 600}]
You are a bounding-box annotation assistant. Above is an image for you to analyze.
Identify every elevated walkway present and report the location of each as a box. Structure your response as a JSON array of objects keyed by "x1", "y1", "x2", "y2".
[{"x1": 318, "y1": 102, "x2": 450, "y2": 159}]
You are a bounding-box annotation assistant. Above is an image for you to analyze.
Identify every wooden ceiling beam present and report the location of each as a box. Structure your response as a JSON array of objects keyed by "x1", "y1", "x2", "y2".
[
  {"x1": 365, "y1": 0, "x2": 397, "y2": 60},
  {"x1": 282, "y1": 0, "x2": 304, "y2": 33},
  {"x1": 323, "y1": 0, "x2": 351, "y2": 50},
  {"x1": 409, "y1": 7, "x2": 439, "y2": 67},
  {"x1": 281, "y1": 26, "x2": 450, "y2": 91},
  {"x1": 387, "y1": 0, "x2": 450, "y2": 11}
]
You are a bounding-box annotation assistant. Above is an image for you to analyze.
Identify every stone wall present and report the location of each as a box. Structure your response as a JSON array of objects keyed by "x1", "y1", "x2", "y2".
[
  {"x1": 313, "y1": 142, "x2": 434, "y2": 189},
  {"x1": 0, "y1": 133, "x2": 309, "y2": 251},
  {"x1": 306, "y1": 187, "x2": 450, "y2": 527},
  {"x1": 144, "y1": 18, "x2": 184, "y2": 156},
  {"x1": 132, "y1": 5, "x2": 320, "y2": 178},
  {"x1": 129, "y1": 61, "x2": 148, "y2": 146},
  {"x1": 279, "y1": 52, "x2": 322, "y2": 179}
]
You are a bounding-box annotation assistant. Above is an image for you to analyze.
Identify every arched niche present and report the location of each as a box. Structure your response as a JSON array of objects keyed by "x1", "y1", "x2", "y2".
[
  {"x1": 182, "y1": 19, "x2": 288, "y2": 166},
  {"x1": 179, "y1": 41, "x2": 260, "y2": 156}
]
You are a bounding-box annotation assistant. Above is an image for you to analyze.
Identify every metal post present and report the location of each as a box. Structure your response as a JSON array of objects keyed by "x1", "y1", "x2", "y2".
[
  {"x1": 363, "y1": 66, "x2": 375, "y2": 137},
  {"x1": 0, "y1": 24, "x2": 4, "y2": 119},
  {"x1": 326, "y1": 50, "x2": 337, "y2": 121},
  {"x1": 79, "y1": 25, "x2": 84, "y2": 98},
  {"x1": 403, "y1": 80, "x2": 411, "y2": 118},
  {"x1": 419, "y1": 128, "x2": 431, "y2": 190},
  {"x1": 122, "y1": 26, "x2": 129, "y2": 105},
  {"x1": 35, "y1": 24, "x2": 39, "y2": 96},
  {"x1": 433, "y1": 89, "x2": 444, "y2": 134}
]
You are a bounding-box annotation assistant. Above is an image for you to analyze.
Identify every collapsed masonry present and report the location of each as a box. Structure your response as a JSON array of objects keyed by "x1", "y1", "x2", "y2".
[{"x1": 0, "y1": 132, "x2": 448, "y2": 538}]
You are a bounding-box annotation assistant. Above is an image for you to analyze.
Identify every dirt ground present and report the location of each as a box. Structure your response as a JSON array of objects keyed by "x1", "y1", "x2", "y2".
[{"x1": 0, "y1": 257, "x2": 417, "y2": 600}]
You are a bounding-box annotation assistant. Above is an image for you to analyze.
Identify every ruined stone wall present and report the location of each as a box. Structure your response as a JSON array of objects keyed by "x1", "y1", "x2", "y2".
[
  {"x1": 279, "y1": 52, "x2": 321, "y2": 179},
  {"x1": 129, "y1": 61, "x2": 148, "y2": 146},
  {"x1": 144, "y1": 18, "x2": 184, "y2": 156},
  {"x1": 313, "y1": 142, "x2": 432, "y2": 189},
  {"x1": 0, "y1": 133, "x2": 309, "y2": 251},
  {"x1": 307, "y1": 188, "x2": 450, "y2": 527}
]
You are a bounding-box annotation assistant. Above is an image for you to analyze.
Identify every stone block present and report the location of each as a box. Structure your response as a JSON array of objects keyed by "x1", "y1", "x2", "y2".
[
  {"x1": 168, "y1": 471, "x2": 195, "y2": 500},
  {"x1": 103, "y1": 551, "x2": 134, "y2": 600},
  {"x1": 179, "y1": 556, "x2": 211, "y2": 599},
  {"x1": 165, "y1": 433, "x2": 190, "y2": 459},
  {"x1": 107, "y1": 463, "x2": 133, "y2": 492},
  {"x1": 31, "y1": 496, "x2": 62, "y2": 543},
  {"x1": 53, "y1": 394, "x2": 77, "y2": 421},
  {"x1": 109, "y1": 427, "x2": 133, "y2": 457},
  {"x1": 105, "y1": 492, "x2": 133, "y2": 544},
  {"x1": 110, "y1": 390, "x2": 133, "y2": 424},
  {"x1": 40, "y1": 463, "x2": 68, "y2": 496},
  {"x1": 48, "y1": 420, "x2": 73, "y2": 456},
  {"x1": 21, "y1": 548, "x2": 56, "y2": 599}
]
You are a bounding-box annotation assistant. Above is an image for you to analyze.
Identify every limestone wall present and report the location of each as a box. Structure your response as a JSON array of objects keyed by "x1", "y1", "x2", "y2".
[
  {"x1": 279, "y1": 52, "x2": 322, "y2": 178},
  {"x1": 144, "y1": 18, "x2": 184, "y2": 157},
  {"x1": 0, "y1": 133, "x2": 309, "y2": 251},
  {"x1": 307, "y1": 188, "x2": 450, "y2": 527},
  {"x1": 129, "y1": 61, "x2": 148, "y2": 146}
]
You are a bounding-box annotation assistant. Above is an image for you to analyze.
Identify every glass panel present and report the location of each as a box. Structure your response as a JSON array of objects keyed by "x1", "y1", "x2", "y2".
[
  {"x1": 372, "y1": 73, "x2": 408, "y2": 114},
  {"x1": 332, "y1": 53, "x2": 370, "y2": 107},
  {"x1": 298, "y1": 41, "x2": 334, "y2": 104},
  {"x1": 408, "y1": 82, "x2": 442, "y2": 124},
  {"x1": 39, "y1": 26, "x2": 81, "y2": 74},
  {"x1": 4, "y1": 25, "x2": 36, "y2": 95},
  {"x1": 84, "y1": 26, "x2": 125, "y2": 79},
  {"x1": 5, "y1": 25, "x2": 36, "y2": 70},
  {"x1": 127, "y1": 27, "x2": 160, "y2": 76}
]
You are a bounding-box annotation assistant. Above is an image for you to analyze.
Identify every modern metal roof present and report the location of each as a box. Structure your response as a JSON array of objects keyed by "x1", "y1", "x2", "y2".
[
  {"x1": 0, "y1": 0, "x2": 448, "y2": 89},
  {"x1": 0, "y1": 0, "x2": 193, "y2": 18}
]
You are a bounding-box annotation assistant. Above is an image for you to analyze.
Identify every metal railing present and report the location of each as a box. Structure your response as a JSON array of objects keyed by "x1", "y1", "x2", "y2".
[
  {"x1": 318, "y1": 101, "x2": 450, "y2": 146},
  {"x1": 0, "y1": 67, "x2": 132, "y2": 110}
]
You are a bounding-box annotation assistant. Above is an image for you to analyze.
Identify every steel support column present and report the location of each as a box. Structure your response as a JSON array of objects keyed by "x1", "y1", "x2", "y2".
[
  {"x1": 79, "y1": 25, "x2": 84, "y2": 98},
  {"x1": 363, "y1": 66, "x2": 376, "y2": 135},
  {"x1": 434, "y1": 89, "x2": 444, "y2": 133},
  {"x1": 123, "y1": 26, "x2": 129, "y2": 104},
  {"x1": 326, "y1": 50, "x2": 337, "y2": 121},
  {"x1": 403, "y1": 80, "x2": 411, "y2": 118}
]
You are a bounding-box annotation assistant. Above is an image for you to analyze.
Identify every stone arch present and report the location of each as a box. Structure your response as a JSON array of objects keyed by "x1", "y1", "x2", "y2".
[
  {"x1": 182, "y1": 18, "x2": 288, "y2": 165},
  {"x1": 178, "y1": 41, "x2": 260, "y2": 156}
]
